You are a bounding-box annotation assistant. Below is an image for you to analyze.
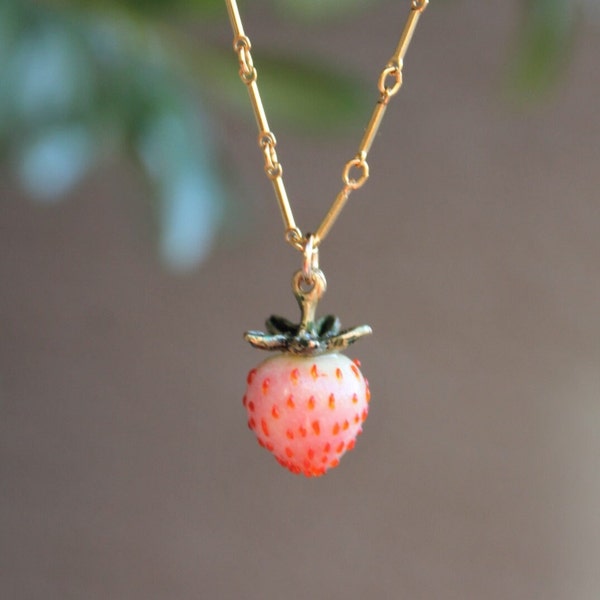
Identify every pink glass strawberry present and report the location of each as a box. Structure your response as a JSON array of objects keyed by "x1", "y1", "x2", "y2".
[{"x1": 243, "y1": 266, "x2": 372, "y2": 476}]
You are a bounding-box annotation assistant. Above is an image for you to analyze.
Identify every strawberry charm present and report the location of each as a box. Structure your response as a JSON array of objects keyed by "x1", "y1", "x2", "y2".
[
  {"x1": 244, "y1": 352, "x2": 371, "y2": 477},
  {"x1": 226, "y1": 0, "x2": 431, "y2": 475},
  {"x1": 243, "y1": 241, "x2": 372, "y2": 477}
]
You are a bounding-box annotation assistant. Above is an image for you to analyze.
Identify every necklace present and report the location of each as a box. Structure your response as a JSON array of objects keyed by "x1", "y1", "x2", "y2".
[{"x1": 226, "y1": 0, "x2": 428, "y2": 477}]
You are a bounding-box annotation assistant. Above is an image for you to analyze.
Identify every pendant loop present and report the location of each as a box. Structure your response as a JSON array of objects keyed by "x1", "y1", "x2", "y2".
[{"x1": 292, "y1": 268, "x2": 327, "y2": 337}]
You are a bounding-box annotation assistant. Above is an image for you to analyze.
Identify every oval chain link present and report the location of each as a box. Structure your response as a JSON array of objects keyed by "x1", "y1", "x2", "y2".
[
  {"x1": 233, "y1": 35, "x2": 256, "y2": 83},
  {"x1": 226, "y1": 0, "x2": 428, "y2": 254},
  {"x1": 258, "y1": 132, "x2": 282, "y2": 179}
]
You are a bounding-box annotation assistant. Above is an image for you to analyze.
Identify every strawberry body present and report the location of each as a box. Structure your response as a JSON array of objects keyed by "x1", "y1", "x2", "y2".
[{"x1": 243, "y1": 352, "x2": 370, "y2": 476}]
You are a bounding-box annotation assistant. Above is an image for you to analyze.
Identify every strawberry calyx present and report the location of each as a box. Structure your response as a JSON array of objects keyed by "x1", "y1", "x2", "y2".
[{"x1": 245, "y1": 268, "x2": 372, "y2": 356}]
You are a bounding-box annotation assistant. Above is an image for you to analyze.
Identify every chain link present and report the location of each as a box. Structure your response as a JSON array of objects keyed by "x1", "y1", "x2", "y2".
[
  {"x1": 233, "y1": 35, "x2": 256, "y2": 83},
  {"x1": 378, "y1": 62, "x2": 403, "y2": 102},
  {"x1": 225, "y1": 0, "x2": 428, "y2": 253},
  {"x1": 258, "y1": 131, "x2": 282, "y2": 179}
]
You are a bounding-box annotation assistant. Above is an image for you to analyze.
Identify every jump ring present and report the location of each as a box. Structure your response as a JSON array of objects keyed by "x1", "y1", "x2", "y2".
[
  {"x1": 343, "y1": 158, "x2": 370, "y2": 190},
  {"x1": 378, "y1": 63, "x2": 403, "y2": 99}
]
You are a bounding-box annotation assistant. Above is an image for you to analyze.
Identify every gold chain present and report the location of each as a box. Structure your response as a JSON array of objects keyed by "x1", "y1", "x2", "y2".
[{"x1": 225, "y1": 0, "x2": 428, "y2": 253}]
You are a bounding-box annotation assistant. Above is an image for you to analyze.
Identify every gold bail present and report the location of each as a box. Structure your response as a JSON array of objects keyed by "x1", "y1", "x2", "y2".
[
  {"x1": 293, "y1": 233, "x2": 326, "y2": 316},
  {"x1": 302, "y1": 234, "x2": 320, "y2": 283}
]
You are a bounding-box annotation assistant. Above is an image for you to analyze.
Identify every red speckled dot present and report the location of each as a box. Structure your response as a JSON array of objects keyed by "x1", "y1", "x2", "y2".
[{"x1": 261, "y1": 419, "x2": 270, "y2": 437}]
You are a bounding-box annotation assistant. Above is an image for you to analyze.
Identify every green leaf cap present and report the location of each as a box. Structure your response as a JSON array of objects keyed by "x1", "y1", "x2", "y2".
[{"x1": 245, "y1": 268, "x2": 372, "y2": 356}]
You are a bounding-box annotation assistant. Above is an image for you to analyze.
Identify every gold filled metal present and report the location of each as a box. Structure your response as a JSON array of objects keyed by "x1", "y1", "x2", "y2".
[{"x1": 225, "y1": 0, "x2": 428, "y2": 252}]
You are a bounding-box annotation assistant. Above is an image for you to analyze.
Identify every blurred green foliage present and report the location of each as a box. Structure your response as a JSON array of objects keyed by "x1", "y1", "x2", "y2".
[
  {"x1": 0, "y1": 0, "x2": 582, "y2": 269},
  {"x1": 510, "y1": 0, "x2": 578, "y2": 98}
]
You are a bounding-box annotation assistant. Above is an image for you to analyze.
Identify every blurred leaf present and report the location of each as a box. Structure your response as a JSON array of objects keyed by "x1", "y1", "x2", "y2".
[
  {"x1": 156, "y1": 168, "x2": 223, "y2": 270},
  {"x1": 136, "y1": 109, "x2": 224, "y2": 271},
  {"x1": 45, "y1": 0, "x2": 224, "y2": 18},
  {"x1": 9, "y1": 22, "x2": 94, "y2": 124},
  {"x1": 197, "y1": 47, "x2": 371, "y2": 132},
  {"x1": 274, "y1": 0, "x2": 381, "y2": 20},
  {"x1": 510, "y1": 0, "x2": 576, "y2": 97},
  {"x1": 17, "y1": 124, "x2": 96, "y2": 201}
]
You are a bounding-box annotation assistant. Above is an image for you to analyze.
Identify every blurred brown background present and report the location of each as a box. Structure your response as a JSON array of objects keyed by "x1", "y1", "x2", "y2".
[{"x1": 2, "y1": 1, "x2": 600, "y2": 599}]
